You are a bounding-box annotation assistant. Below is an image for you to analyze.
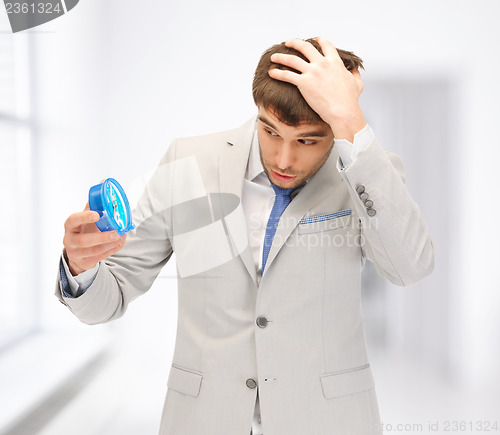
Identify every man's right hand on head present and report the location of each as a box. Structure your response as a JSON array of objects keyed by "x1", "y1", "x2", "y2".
[{"x1": 63, "y1": 202, "x2": 127, "y2": 276}]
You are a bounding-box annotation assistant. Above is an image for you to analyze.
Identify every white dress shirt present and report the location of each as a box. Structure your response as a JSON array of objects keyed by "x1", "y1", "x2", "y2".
[{"x1": 63, "y1": 123, "x2": 374, "y2": 435}]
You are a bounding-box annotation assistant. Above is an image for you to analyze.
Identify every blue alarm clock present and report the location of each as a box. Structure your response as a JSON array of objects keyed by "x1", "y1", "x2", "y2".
[{"x1": 89, "y1": 178, "x2": 135, "y2": 235}]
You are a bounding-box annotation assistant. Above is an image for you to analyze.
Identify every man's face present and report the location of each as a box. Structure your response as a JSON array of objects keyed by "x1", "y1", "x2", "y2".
[{"x1": 257, "y1": 106, "x2": 335, "y2": 189}]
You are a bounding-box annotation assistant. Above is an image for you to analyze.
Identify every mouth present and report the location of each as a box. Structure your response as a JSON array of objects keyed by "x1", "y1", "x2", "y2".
[{"x1": 271, "y1": 170, "x2": 297, "y2": 183}]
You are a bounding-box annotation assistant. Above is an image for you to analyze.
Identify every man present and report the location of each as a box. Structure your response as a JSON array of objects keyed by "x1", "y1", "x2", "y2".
[{"x1": 57, "y1": 37, "x2": 434, "y2": 434}]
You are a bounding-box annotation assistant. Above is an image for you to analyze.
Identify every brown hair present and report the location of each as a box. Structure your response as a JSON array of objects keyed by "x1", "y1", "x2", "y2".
[{"x1": 252, "y1": 38, "x2": 364, "y2": 126}]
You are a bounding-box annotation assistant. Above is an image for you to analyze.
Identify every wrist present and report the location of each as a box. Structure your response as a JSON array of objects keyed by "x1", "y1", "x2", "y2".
[
  {"x1": 64, "y1": 250, "x2": 86, "y2": 276},
  {"x1": 68, "y1": 261, "x2": 85, "y2": 277},
  {"x1": 326, "y1": 107, "x2": 367, "y2": 143}
]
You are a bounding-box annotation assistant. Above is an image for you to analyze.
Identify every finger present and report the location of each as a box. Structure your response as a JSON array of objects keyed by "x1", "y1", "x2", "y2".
[
  {"x1": 314, "y1": 37, "x2": 340, "y2": 60},
  {"x1": 268, "y1": 67, "x2": 300, "y2": 86},
  {"x1": 68, "y1": 235, "x2": 126, "y2": 260},
  {"x1": 351, "y1": 69, "x2": 364, "y2": 94},
  {"x1": 356, "y1": 77, "x2": 364, "y2": 95},
  {"x1": 65, "y1": 210, "x2": 101, "y2": 232},
  {"x1": 70, "y1": 239, "x2": 124, "y2": 274},
  {"x1": 351, "y1": 68, "x2": 361, "y2": 78},
  {"x1": 284, "y1": 38, "x2": 323, "y2": 62},
  {"x1": 66, "y1": 230, "x2": 122, "y2": 249},
  {"x1": 270, "y1": 53, "x2": 310, "y2": 73},
  {"x1": 99, "y1": 235, "x2": 127, "y2": 258},
  {"x1": 78, "y1": 235, "x2": 127, "y2": 263}
]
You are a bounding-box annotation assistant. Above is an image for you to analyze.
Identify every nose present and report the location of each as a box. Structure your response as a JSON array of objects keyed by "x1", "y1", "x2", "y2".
[{"x1": 276, "y1": 142, "x2": 295, "y2": 171}]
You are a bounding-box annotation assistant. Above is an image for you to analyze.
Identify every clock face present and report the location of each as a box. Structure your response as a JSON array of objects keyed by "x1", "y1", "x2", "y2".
[
  {"x1": 89, "y1": 178, "x2": 135, "y2": 235},
  {"x1": 105, "y1": 181, "x2": 128, "y2": 231}
]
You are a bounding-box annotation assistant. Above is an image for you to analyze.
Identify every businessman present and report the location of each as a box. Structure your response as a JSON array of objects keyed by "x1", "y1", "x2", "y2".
[{"x1": 57, "y1": 37, "x2": 434, "y2": 434}]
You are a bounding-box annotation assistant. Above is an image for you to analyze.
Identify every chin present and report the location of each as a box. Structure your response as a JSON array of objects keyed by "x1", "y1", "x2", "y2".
[{"x1": 273, "y1": 178, "x2": 304, "y2": 190}]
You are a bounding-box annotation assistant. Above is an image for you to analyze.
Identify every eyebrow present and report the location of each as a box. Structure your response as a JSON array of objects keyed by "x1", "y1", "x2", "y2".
[{"x1": 258, "y1": 115, "x2": 329, "y2": 138}]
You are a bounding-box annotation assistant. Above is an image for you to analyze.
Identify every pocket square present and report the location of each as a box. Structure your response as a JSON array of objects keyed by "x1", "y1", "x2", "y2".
[
  {"x1": 299, "y1": 209, "x2": 351, "y2": 225},
  {"x1": 298, "y1": 210, "x2": 352, "y2": 235}
]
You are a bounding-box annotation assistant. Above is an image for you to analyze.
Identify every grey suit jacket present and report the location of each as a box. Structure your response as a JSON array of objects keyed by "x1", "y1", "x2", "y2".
[{"x1": 56, "y1": 117, "x2": 434, "y2": 435}]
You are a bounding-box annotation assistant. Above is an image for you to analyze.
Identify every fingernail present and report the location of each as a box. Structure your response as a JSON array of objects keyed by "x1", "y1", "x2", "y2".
[{"x1": 110, "y1": 232, "x2": 120, "y2": 240}]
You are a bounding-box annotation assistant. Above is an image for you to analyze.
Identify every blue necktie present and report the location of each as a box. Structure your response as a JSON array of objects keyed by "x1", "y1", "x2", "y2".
[{"x1": 262, "y1": 184, "x2": 294, "y2": 273}]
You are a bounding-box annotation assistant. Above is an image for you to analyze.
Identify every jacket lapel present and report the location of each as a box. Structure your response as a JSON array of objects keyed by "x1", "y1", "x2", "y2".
[{"x1": 218, "y1": 117, "x2": 258, "y2": 284}]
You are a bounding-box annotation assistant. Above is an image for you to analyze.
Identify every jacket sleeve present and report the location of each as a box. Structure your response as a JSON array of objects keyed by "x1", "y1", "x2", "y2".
[
  {"x1": 54, "y1": 141, "x2": 177, "y2": 324},
  {"x1": 338, "y1": 132, "x2": 435, "y2": 286}
]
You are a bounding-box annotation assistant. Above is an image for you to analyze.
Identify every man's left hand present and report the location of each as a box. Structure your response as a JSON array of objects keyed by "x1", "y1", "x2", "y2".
[{"x1": 268, "y1": 37, "x2": 366, "y2": 142}]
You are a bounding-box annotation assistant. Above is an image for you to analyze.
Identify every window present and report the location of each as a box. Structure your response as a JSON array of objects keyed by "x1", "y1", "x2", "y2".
[{"x1": 0, "y1": 33, "x2": 36, "y2": 348}]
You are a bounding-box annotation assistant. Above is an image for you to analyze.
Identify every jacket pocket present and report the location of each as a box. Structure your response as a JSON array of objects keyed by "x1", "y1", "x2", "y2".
[
  {"x1": 320, "y1": 364, "x2": 374, "y2": 399},
  {"x1": 167, "y1": 364, "x2": 203, "y2": 398},
  {"x1": 299, "y1": 210, "x2": 351, "y2": 235}
]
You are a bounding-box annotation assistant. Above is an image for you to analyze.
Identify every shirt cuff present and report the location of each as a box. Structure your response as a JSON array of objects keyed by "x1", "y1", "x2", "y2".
[
  {"x1": 334, "y1": 124, "x2": 374, "y2": 169},
  {"x1": 60, "y1": 255, "x2": 99, "y2": 298}
]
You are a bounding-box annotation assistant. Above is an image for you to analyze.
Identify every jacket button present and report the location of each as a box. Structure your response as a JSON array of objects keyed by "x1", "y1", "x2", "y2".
[
  {"x1": 246, "y1": 378, "x2": 258, "y2": 389},
  {"x1": 359, "y1": 192, "x2": 369, "y2": 201},
  {"x1": 367, "y1": 209, "x2": 377, "y2": 217},
  {"x1": 256, "y1": 316, "x2": 269, "y2": 328},
  {"x1": 364, "y1": 199, "x2": 374, "y2": 208},
  {"x1": 356, "y1": 185, "x2": 365, "y2": 194}
]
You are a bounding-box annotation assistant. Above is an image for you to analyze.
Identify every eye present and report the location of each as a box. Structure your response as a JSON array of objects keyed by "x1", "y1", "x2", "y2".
[
  {"x1": 265, "y1": 128, "x2": 278, "y2": 137},
  {"x1": 298, "y1": 139, "x2": 316, "y2": 145}
]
